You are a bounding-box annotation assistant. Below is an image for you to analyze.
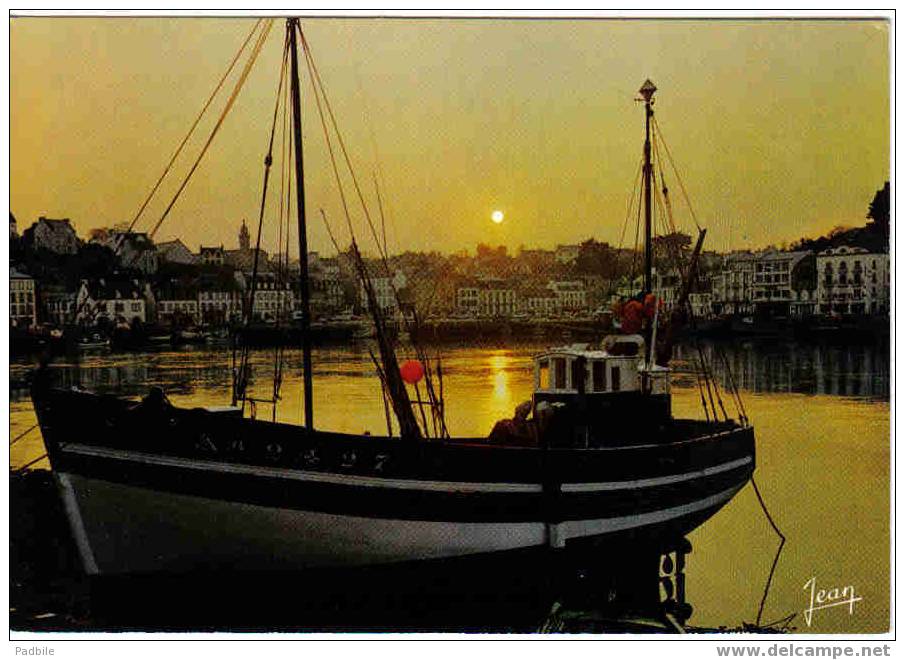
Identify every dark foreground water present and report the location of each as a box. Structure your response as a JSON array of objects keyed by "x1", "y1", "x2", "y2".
[{"x1": 10, "y1": 338, "x2": 890, "y2": 633}]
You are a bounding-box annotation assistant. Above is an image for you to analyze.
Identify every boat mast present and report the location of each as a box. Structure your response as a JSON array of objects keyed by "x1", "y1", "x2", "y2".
[
  {"x1": 640, "y1": 79, "x2": 657, "y2": 295},
  {"x1": 288, "y1": 18, "x2": 315, "y2": 429}
]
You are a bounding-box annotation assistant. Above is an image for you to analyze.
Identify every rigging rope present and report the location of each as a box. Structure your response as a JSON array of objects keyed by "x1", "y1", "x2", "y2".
[
  {"x1": 148, "y1": 18, "x2": 274, "y2": 241},
  {"x1": 652, "y1": 117, "x2": 701, "y2": 231},
  {"x1": 302, "y1": 24, "x2": 445, "y2": 438},
  {"x1": 127, "y1": 19, "x2": 263, "y2": 234},
  {"x1": 236, "y1": 28, "x2": 289, "y2": 408},
  {"x1": 299, "y1": 28, "x2": 391, "y2": 270}
]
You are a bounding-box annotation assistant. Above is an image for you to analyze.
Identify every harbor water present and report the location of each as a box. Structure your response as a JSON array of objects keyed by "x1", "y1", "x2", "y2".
[{"x1": 10, "y1": 338, "x2": 890, "y2": 633}]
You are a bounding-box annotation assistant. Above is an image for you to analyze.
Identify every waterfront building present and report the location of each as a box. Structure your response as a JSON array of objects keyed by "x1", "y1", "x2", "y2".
[
  {"x1": 547, "y1": 280, "x2": 588, "y2": 313},
  {"x1": 308, "y1": 253, "x2": 346, "y2": 315},
  {"x1": 157, "y1": 297, "x2": 201, "y2": 326},
  {"x1": 478, "y1": 280, "x2": 518, "y2": 317},
  {"x1": 197, "y1": 273, "x2": 244, "y2": 325},
  {"x1": 617, "y1": 268, "x2": 681, "y2": 311},
  {"x1": 750, "y1": 250, "x2": 812, "y2": 317},
  {"x1": 711, "y1": 252, "x2": 757, "y2": 316},
  {"x1": 248, "y1": 271, "x2": 294, "y2": 323},
  {"x1": 10, "y1": 266, "x2": 37, "y2": 327},
  {"x1": 41, "y1": 285, "x2": 77, "y2": 327},
  {"x1": 816, "y1": 246, "x2": 890, "y2": 315},
  {"x1": 453, "y1": 276, "x2": 519, "y2": 318},
  {"x1": 75, "y1": 279, "x2": 147, "y2": 326},
  {"x1": 520, "y1": 285, "x2": 557, "y2": 317},
  {"x1": 24, "y1": 217, "x2": 80, "y2": 254},
  {"x1": 455, "y1": 282, "x2": 480, "y2": 316}
]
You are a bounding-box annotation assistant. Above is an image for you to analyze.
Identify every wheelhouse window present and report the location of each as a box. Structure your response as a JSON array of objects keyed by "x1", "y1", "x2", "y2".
[
  {"x1": 611, "y1": 366, "x2": 621, "y2": 392},
  {"x1": 592, "y1": 361, "x2": 606, "y2": 392},
  {"x1": 570, "y1": 359, "x2": 584, "y2": 393},
  {"x1": 553, "y1": 357, "x2": 567, "y2": 390},
  {"x1": 537, "y1": 359, "x2": 550, "y2": 390}
]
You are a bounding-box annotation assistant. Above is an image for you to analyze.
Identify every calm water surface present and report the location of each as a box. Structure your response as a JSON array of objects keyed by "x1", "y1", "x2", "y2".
[{"x1": 10, "y1": 339, "x2": 889, "y2": 633}]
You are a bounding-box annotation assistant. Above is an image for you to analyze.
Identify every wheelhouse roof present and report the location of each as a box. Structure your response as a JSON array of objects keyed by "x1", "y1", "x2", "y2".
[{"x1": 533, "y1": 335, "x2": 645, "y2": 360}]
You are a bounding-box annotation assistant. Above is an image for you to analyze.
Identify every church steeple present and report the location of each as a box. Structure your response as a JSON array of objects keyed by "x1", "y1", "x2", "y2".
[{"x1": 239, "y1": 219, "x2": 250, "y2": 251}]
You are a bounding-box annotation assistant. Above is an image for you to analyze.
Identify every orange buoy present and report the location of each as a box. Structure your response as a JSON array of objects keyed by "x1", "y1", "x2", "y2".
[{"x1": 400, "y1": 359, "x2": 425, "y2": 384}]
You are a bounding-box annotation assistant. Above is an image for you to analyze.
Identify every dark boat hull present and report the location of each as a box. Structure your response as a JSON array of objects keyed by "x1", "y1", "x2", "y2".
[{"x1": 33, "y1": 386, "x2": 755, "y2": 576}]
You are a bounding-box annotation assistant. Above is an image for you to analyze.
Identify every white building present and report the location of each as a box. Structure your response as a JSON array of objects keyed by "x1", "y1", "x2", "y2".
[
  {"x1": 308, "y1": 253, "x2": 345, "y2": 314},
  {"x1": 479, "y1": 285, "x2": 517, "y2": 317},
  {"x1": 521, "y1": 287, "x2": 557, "y2": 317},
  {"x1": 456, "y1": 285, "x2": 480, "y2": 316},
  {"x1": 10, "y1": 267, "x2": 37, "y2": 327},
  {"x1": 711, "y1": 252, "x2": 757, "y2": 315},
  {"x1": 616, "y1": 269, "x2": 681, "y2": 311},
  {"x1": 816, "y1": 246, "x2": 889, "y2": 315},
  {"x1": 249, "y1": 272, "x2": 294, "y2": 323},
  {"x1": 157, "y1": 298, "x2": 201, "y2": 326},
  {"x1": 547, "y1": 280, "x2": 588, "y2": 312},
  {"x1": 751, "y1": 250, "x2": 811, "y2": 314},
  {"x1": 76, "y1": 279, "x2": 147, "y2": 326}
]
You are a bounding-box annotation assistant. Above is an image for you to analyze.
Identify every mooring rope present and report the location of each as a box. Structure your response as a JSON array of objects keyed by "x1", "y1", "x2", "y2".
[{"x1": 751, "y1": 477, "x2": 788, "y2": 627}]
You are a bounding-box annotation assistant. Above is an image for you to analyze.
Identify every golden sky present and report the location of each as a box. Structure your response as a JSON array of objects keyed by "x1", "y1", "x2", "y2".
[{"x1": 10, "y1": 17, "x2": 890, "y2": 257}]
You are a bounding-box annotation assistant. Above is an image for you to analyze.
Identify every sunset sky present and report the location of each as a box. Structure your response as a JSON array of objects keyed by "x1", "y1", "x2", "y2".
[{"x1": 10, "y1": 17, "x2": 890, "y2": 258}]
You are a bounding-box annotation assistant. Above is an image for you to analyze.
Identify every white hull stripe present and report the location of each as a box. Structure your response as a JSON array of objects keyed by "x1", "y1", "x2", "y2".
[
  {"x1": 560, "y1": 456, "x2": 753, "y2": 492},
  {"x1": 63, "y1": 443, "x2": 543, "y2": 493},
  {"x1": 55, "y1": 473, "x2": 99, "y2": 575},
  {"x1": 62, "y1": 443, "x2": 751, "y2": 495},
  {"x1": 559, "y1": 483, "x2": 745, "y2": 540}
]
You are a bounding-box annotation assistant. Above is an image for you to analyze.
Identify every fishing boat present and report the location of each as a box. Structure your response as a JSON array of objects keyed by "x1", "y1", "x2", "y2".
[
  {"x1": 31, "y1": 20, "x2": 755, "y2": 578},
  {"x1": 75, "y1": 332, "x2": 110, "y2": 351}
]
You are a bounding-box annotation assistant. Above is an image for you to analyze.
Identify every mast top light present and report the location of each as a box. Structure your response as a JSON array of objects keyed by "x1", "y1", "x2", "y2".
[{"x1": 639, "y1": 79, "x2": 657, "y2": 102}]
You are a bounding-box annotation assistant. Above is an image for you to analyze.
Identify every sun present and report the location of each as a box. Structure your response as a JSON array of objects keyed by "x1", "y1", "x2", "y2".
[{"x1": 491, "y1": 210, "x2": 504, "y2": 224}]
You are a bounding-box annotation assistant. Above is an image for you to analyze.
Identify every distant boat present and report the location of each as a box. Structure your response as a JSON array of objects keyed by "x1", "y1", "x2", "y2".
[
  {"x1": 173, "y1": 328, "x2": 209, "y2": 345},
  {"x1": 76, "y1": 333, "x2": 110, "y2": 350}
]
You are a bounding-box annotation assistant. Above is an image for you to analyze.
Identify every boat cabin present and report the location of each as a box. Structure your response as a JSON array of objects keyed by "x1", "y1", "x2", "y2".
[
  {"x1": 533, "y1": 335, "x2": 668, "y2": 397},
  {"x1": 530, "y1": 335, "x2": 672, "y2": 447}
]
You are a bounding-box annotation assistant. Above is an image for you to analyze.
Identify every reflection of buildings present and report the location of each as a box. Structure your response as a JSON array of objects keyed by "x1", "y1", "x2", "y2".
[{"x1": 673, "y1": 341, "x2": 889, "y2": 399}]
